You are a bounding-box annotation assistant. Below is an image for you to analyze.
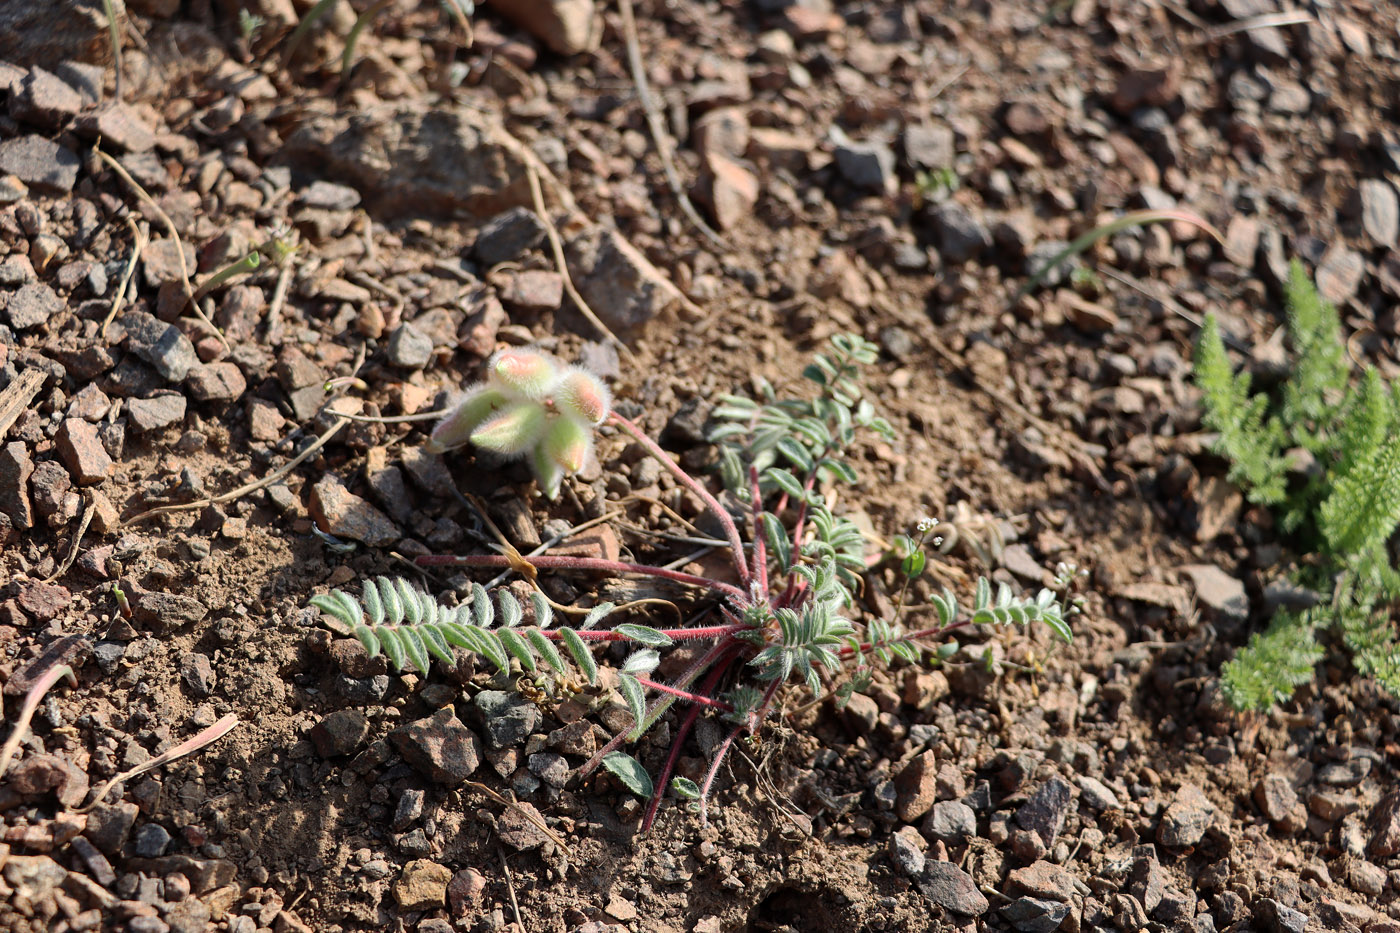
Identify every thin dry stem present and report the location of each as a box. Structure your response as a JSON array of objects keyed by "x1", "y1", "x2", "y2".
[
  {"x1": 617, "y1": 0, "x2": 727, "y2": 250},
  {"x1": 101, "y1": 214, "x2": 146, "y2": 338},
  {"x1": 78, "y1": 714, "x2": 238, "y2": 812},
  {"x1": 0, "y1": 663, "x2": 76, "y2": 781}
]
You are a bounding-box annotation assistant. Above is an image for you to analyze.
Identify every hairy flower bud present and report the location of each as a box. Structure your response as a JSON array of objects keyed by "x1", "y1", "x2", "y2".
[
  {"x1": 425, "y1": 385, "x2": 508, "y2": 453},
  {"x1": 554, "y1": 368, "x2": 611, "y2": 425},
  {"x1": 489, "y1": 349, "x2": 559, "y2": 400},
  {"x1": 530, "y1": 443, "x2": 565, "y2": 500},
  {"x1": 470, "y1": 401, "x2": 547, "y2": 455},
  {"x1": 542, "y1": 414, "x2": 593, "y2": 473}
]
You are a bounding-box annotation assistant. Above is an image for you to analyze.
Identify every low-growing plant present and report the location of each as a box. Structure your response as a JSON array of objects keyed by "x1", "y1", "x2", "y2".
[
  {"x1": 1195, "y1": 259, "x2": 1400, "y2": 710},
  {"x1": 311, "y1": 335, "x2": 1072, "y2": 829}
]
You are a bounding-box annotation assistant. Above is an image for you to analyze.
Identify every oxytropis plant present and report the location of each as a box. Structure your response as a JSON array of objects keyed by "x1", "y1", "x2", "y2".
[{"x1": 311, "y1": 335, "x2": 1071, "y2": 829}]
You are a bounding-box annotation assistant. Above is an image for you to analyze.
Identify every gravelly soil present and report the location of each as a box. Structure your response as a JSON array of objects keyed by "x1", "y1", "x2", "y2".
[{"x1": 1, "y1": 1, "x2": 1399, "y2": 932}]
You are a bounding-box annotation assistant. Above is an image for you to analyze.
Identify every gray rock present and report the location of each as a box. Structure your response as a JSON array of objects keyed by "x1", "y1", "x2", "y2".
[
  {"x1": 390, "y1": 708, "x2": 484, "y2": 785},
  {"x1": 923, "y1": 800, "x2": 977, "y2": 843},
  {"x1": 133, "y1": 822, "x2": 171, "y2": 857},
  {"x1": 0, "y1": 1, "x2": 116, "y2": 69},
  {"x1": 297, "y1": 180, "x2": 361, "y2": 211},
  {"x1": 903, "y1": 123, "x2": 955, "y2": 171},
  {"x1": 1025, "y1": 240, "x2": 1075, "y2": 288},
  {"x1": 0, "y1": 441, "x2": 36, "y2": 530},
  {"x1": 931, "y1": 202, "x2": 991, "y2": 264},
  {"x1": 1016, "y1": 776, "x2": 1073, "y2": 846},
  {"x1": 888, "y1": 828, "x2": 925, "y2": 878},
  {"x1": 473, "y1": 690, "x2": 540, "y2": 748},
  {"x1": 393, "y1": 788, "x2": 425, "y2": 832},
  {"x1": 527, "y1": 751, "x2": 570, "y2": 787},
  {"x1": 282, "y1": 105, "x2": 530, "y2": 217},
  {"x1": 10, "y1": 66, "x2": 84, "y2": 130},
  {"x1": 1359, "y1": 179, "x2": 1398, "y2": 249},
  {"x1": 1369, "y1": 790, "x2": 1400, "y2": 857},
  {"x1": 1077, "y1": 775, "x2": 1121, "y2": 811},
  {"x1": 3, "y1": 281, "x2": 62, "y2": 330},
  {"x1": 473, "y1": 206, "x2": 547, "y2": 266},
  {"x1": 1254, "y1": 898, "x2": 1307, "y2": 933},
  {"x1": 917, "y1": 861, "x2": 989, "y2": 916},
  {"x1": 179, "y1": 653, "x2": 215, "y2": 696},
  {"x1": 387, "y1": 323, "x2": 433, "y2": 369},
  {"x1": 1157, "y1": 783, "x2": 1215, "y2": 847},
  {"x1": 0, "y1": 135, "x2": 80, "y2": 193},
  {"x1": 84, "y1": 801, "x2": 138, "y2": 855},
  {"x1": 1315, "y1": 243, "x2": 1364, "y2": 305},
  {"x1": 566, "y1": 225, "x2": 683, "y2": 332},
  {"x1": 1002, "y1": 897, "x2": 1071, "y2": 933},
  {"x1": 483, "y1": 0, "x2": 598, "y2": 55},
  {"x1": 126, "y1": 393, "x2": 187, "y2": 433},
  {"x1": 119, "y1": 310, "x2": 197, "y2": 383},
  {"x1": 1178, "y1": 564, "x2": 1248, "y2": 625},
  {"x1": 1262, "y1": 578, "x2": 1321, "y2": 614},
  {"x1": 834, "y1": 137, "x2": 897, "y2": 193},
  {"x1": 310, "y1": 710, "x2": 370, "y2": 758}
]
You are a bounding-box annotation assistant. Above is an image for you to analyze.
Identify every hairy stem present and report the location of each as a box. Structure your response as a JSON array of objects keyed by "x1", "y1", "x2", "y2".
[
  {"x1": 555, "y1": 623, "x2": 747, "y2": 643},
  {"x1": 416, "y1": 553, "x2": 744, "y2": 600},
  {"x1": 635, "y1": 677, "x2": 733, "y2": 710},
  {"x1": 749, "y1": 466, "x2": 769, "y2": 594},
  {"x1": 838, "y1": 618, "x2": 973, "y2": 660},
  {"x1": 608, "y1": 412, "x2": 751, "y2": 590},
  {"x1": 697, "y1": 724, "x2": 741, "y2": 827},
  {"x1": 641, "y1": 655, "x2": 735, "y2": 833}
]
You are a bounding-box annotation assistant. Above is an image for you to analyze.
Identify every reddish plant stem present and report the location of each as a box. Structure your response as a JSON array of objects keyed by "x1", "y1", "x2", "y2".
[
  {"x1": 578, "y1": 638, "x2": 741, "y2": 779},
  {"x1": 838, "y1": 618, "x2": 974, "y2": 659},
  {"x1": 696, "y1": 724, "x2": 740, "y2": 827},
  {"x1": 641, "y1": 652, "x2": 737, "y2": 833},
  {"x1": 547, "y1": 623, "x2": 747, "y2": 643},
  {"x1": 608, "y1": 412, "x2": 751, "y2": 591},
  {"x1": 416, "y1": 553, "x2": 745, "y2": 601},
  {"x1": 635, "y1": 676, "x2": 732, "y2": 710}
]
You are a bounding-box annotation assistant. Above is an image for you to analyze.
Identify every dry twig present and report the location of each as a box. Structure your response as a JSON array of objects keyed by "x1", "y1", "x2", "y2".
[
  {"x1": 101, "y1": 214, "x2": 147, "y2": 338},
  {"x1": 77, "y1": 715, "x2": 239, "y2": 812},
  {"x1": 616, "y1": 0, "x2": 727, "y2": 250}
]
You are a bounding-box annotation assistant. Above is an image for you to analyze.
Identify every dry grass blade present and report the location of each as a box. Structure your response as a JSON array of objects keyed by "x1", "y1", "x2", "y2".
[
  {"x1": 122, "y1": 411, "x2": 351, "y2": 526},
  {"x1": 101, "y1": 214, "x2": 147, "y2": 338},
  {"x1": 43, "y1": 493, "x2": 97, "y2": 584},
  {"x1": 0, "y1": 368, "x2": 46, "y2": 440},
  {"x1": 523, "y1": 158, "x2": 636, "y2": 367},
  {"x1": 100, "y1": 0, "x2": 124, "y2": 102},
  {"x1": 0, "y1": 663, "x2": 76, "y2": 781},
  {"x1": 464, "y1": 779, "x2": 574, "y2": 856},
  {"x1": 77, "y1": 714, "x2": 239, "y2": 812},
  {"x1": 93, "y1": 146, "x2": 230, "y2": 351},
  {"x1": 1198, "y1": 10, "x2": 1312, "y2": 43},
  {"x1": 1017, "y1": 208, "x2": 1225, "y2": 299},
  {"x1": 616, "y1": 0, "x2": 728, "y2": 250}
]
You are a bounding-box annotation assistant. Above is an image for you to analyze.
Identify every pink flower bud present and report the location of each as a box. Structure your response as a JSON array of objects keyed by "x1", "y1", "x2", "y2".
[
  {"x1": 554, "y1": 368, "x2": 610, "y2": 425},
  {"x1": 542, "y1": 415, "x2": 593, "y2": 473},
  {"x1": 489, "y1": 349, "x2": 559, "y2": 399},
  {"x1": 425, "y1": 385, "x2": 507, "y2": 453},
  {"x1": 469, "y1": 401, "x2": 547, "y2": 456}
]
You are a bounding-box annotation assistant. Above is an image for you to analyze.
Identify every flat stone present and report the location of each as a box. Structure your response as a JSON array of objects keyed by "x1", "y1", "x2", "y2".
[
  {"x1": 918, "y1": 861, "x2": 989, "y2": 916},
  {"x1": 4, "y1": 281, "x2": 62, "y2": 330},
  {"x1": 0, "y1": 441, "x2": 35, "y2": 529},
  {"x1": 566, "y1": 225, "x2": 684, "y2": 332},
  {"x1": 120, "y1": 310, "x2": 197, "y2": 382},
  {"x1": 55, "y1": 419, "x2": 113, "y2": 485},
  {"x1": 1178, "y1": 564, "x2": 1248, "y2": 624},
  {"x1": 1077, "y1": 775, "x2": 1121, "y2": 811},
  {"x1": 483, "y1": 0, "x2": 598, "y2": 55},
  {"x1": 894, "y1": 750, "x2": 939, "y2": 823},
  {"x1": 179, "y1": 652, "x2": 215, "y2": 696},
  {"x1": 391, "y1": 708, "x2": 483, "y2": 785},
  {"x1": 0, "y1": 2, "x2": 114, "y2": 70},
  {"x1": 1008, "y1": 861, "x2": 1074, "y2": 901},
  {"x1": 1158, "y1": 783, "x2": 1215, "y2": 847},
  {"x1": 10, "y1": 67, "x2": 83, "y2": 129},
  {"x1": 923, "y1": 800, "x2": 977, "y2": 843},
  {"x1": 473, "y1": 689, "x2": 541, "y2": 748},
  {"x1": 1359, "y1": 179, "x2": 1399, "y2": 249},
  {"x1": 126, "y1": 393, "x2": 187, "y2": 433},
  {"x1": 393, "y1": 859, "x2": 452, "y2": 911},
  {"x1": 1016, "y1": 776, "x2": 1073, "y2": 846},
  {"x1": 473, "y1": 205, "x2": 546, "y2": 266},
  {"x1": 931, "y1": 202, "x2": 991, "y2": 264},
  {"x1": 309, "y1": 475, "x2": 400, "y2": 546},
  {"x1": 834, "y1": 136, "x2": 896, "y2": 194},
  {"x1": 1254, "y1": 774, "x2": 1298, "y2": 823},
  {"x1": 17, "y1": 581, "x2": 71, "y2": 622},
  {"x1": 387, "y1": 323, "x2": 433, "y2": 369},
  {"x1": 1002, "y1": 896, "x2": 1071, "y2": 933},
  {"x1": 499, "y1": 269, "x2": 564, "y2": 311},
  {"x1": 140, "y1": 238, "x2": 195, "y2": 289},
  {"x1": 0, "y1": 135, "x2": 79, "y2": 193},
  {"x1": 695, "y1": 151, "x2": 760, "y2": 231},
  {"x1": 185, "y1": 361, "x2": 247, "y2": 402},
  {"x1": 888, "y1": 827, "x2": 926, "y2": 878},
  {"x1": 310, "y1": 710, "x2": 370, "y2": 758},
  {"x1": 132, "y1": 590, "x2": 208, "y2": 631},
  {"x1": 903, "y1": 123, "x2": 955, "y2": 171},
  {"x1": 297, "y1": 180, "x2": 361, "y2": 211},
  {"x1": 1315, "y1": 243, "x2": 1364, "y2": 306},
  {"x1": 1367, "y1": 790, "x2": 1400, "y2": 857},
  {"x1": 75, "y1": 102, "x2": 156, "y2": 153}
]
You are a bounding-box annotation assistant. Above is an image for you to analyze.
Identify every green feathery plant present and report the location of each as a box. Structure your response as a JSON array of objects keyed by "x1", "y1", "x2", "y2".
[
  {"x1": 310, "y1": 334, "x2": 1071, "y2": 830},
  {"x1": 1195, "y1": 259, "x2": 1400, "y2": 709}
]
